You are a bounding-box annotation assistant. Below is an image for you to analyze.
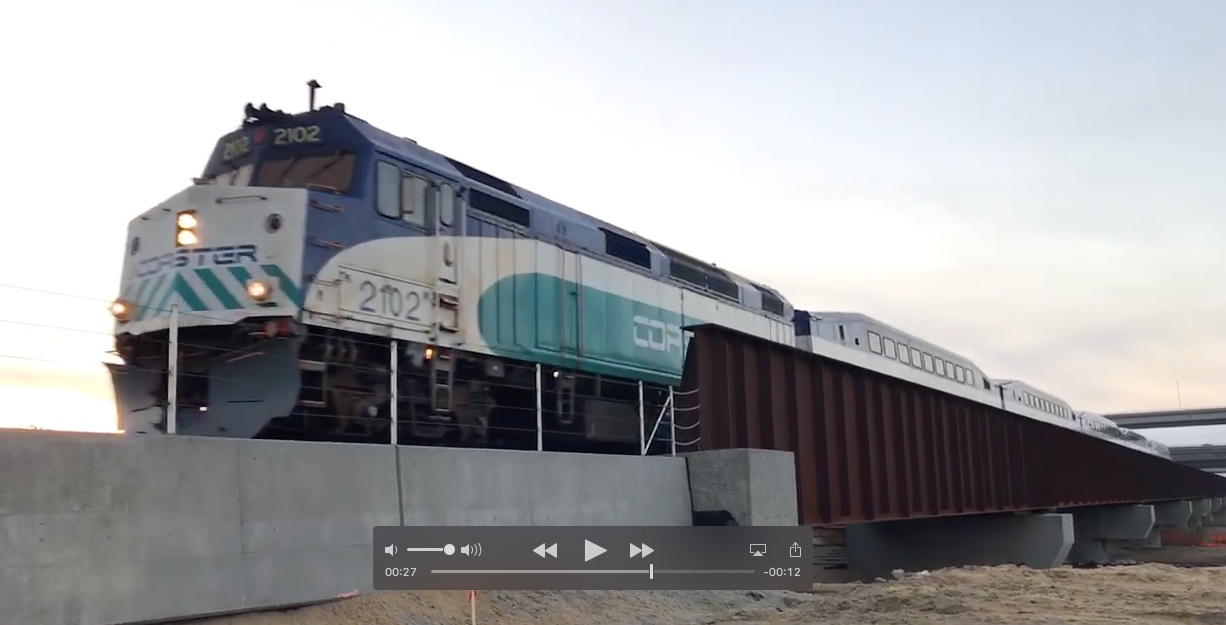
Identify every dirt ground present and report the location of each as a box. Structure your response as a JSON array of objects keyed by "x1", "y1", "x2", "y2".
[{"x1": 190, "y1": 547, "x2": 1226, "y2": 625}]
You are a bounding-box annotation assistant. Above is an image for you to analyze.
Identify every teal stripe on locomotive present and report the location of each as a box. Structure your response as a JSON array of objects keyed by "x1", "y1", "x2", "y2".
[
  {"x1": 123, "y1": 264, "x2": 303, "y2": 321},
  {"x1": 476, "y1": 273, "x2": 707, "y2": 386}
]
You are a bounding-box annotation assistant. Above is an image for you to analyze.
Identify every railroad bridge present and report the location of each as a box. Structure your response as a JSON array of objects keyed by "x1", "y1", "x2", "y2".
[{"x1": 676, "y1": 323, "x2": 1226, "y2": 574}]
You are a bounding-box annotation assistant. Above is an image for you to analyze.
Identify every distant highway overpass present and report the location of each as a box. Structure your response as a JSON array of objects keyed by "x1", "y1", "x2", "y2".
[
  {"x1": 1105, "y1": 407, "x2": 1226, "y2": 429},
  {"x1": 1171, "y1": 445, "x2": 1226, "y2": 472}
]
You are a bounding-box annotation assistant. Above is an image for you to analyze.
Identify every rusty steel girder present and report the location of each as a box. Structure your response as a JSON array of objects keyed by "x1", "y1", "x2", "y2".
[{"x1": 678, "y1": 324, "x2": 1226, "y2": 526}]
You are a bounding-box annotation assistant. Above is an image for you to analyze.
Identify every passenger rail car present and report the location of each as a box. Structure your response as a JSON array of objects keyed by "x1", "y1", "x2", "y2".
[
  {"x1": 108, "y1": 99, "x2": 794, "y2": 451},
  {"x1": 792, "y1": 311, "x2": 1172, "y2": 459}
]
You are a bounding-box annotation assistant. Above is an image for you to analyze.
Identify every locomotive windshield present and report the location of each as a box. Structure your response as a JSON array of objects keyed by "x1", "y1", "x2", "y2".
[
  {"x1": 258, "y1": 152, "x2": 356, "y2": 193},
  {"x1": 203, "y1": 151, "x2": 357, "y2": 193},
  {"x1": 200, "y1": 107, "x2": 361, "y2": 194}
]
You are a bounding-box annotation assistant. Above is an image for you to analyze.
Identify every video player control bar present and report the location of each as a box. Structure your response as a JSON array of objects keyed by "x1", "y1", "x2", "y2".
[{"x1": 373, "y1": 526, "x2": 813, "y2": 590}]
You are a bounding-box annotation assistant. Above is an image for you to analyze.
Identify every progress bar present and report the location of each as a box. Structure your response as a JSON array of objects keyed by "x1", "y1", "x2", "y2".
[
  {"x1": 431, "y1": 570, "x2": 754, "y2": 574},
  {"x1": 432, "y1": 565, "x2": 755, "y2": 580}
]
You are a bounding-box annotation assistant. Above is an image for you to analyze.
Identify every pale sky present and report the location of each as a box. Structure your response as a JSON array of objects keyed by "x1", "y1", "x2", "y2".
[{"x1": 0, "y1": 0, "x2": 1223, "y2": 445}]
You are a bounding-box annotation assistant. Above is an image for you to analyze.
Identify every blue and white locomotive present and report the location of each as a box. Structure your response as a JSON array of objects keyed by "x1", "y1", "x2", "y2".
[
  {"x1": 108, "y1": 89, "x2": 1169, "y2": 459},
  {"x1": 108, "y1": 97, "x2": 793, "y2": 452}
]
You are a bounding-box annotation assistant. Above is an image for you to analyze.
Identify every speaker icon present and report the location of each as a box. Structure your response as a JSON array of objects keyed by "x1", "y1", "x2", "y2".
[
  {"x1": 460, "y1": 543, "x2": 482, "y2": 556},
  {"x1": 384, "y1": 545, "x2": 397, "y2": 556}
]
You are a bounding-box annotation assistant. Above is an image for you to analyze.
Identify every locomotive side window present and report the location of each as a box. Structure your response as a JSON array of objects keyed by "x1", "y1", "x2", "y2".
[
  {"x1": 898, "y1": 344, "x2": 910, "y2": 364},
  {"x1": 758, "y1": 287, "x2": 786, "y2": 316},
  {"x1": 376, "y1": 161, "x2": 401, "y2": 218},
  {"x1": 208, "y1": 163, "x2": 254, "y2": 186},
  {"x1": 910, "y1": 347, "x2": 922, "y2": 368},
  {"x1": 922, "y1": 353, "x2": 934, "y2": 372},
  {"x1": 955, "y1": 365, "x2": 965, "y2": 382},
  {"x1": 602, "y1": 228, "x2": 652, "y2": 269},
  {"x1": 934, "y1": 359, "x2": 945, "y2": 376},
  {"x1": 884, "y1": 338, "x2": 897, "y2": 358},
  {"x1": 438, "y1": 184, "x2": 456, "y2": 228},
  {"x1": 401, "y1": 173, "x2": 430, "y2": 227},
  {"x1": 868, "y1": 331, "x2": 882, "y2": 354}
]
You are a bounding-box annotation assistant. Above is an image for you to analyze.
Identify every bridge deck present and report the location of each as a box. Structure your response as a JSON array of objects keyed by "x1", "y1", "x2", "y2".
[
  {"x1": 1106, "y1": 407, "x2": 1226, "y2": 429},
  {"x1": 1171, "y1": 444, "x2": 1226, "y2": 472}
]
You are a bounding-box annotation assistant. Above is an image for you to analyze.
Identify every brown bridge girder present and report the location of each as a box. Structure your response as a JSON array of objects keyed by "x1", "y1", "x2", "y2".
[{"x1": 678, "y1": 324, "x2": 1226, "y2": 526}]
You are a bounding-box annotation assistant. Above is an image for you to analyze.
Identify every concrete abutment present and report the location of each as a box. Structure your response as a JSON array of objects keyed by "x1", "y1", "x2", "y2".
[
  {"x1": 0, "y1": 431, "x2": 693, "y2": 625},
  {"x1": 0, "y1": 430, "x2": 1208, "y2": 624},
  {"x1": 682, "y1": 448, "x2": 798, "y2": 527}
]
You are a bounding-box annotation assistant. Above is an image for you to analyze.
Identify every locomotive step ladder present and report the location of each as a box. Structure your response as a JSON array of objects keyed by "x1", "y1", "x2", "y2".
[
  {"x1": 556, "y1": 372, "x2": 577, "y2": 425},
  {"x1": 435, "y1": 293, "x2": 460, "y2": 334},
  {"x1": 430, "y1": 347, "x2": 455, "y2": 414},
  {"x1": 297, "y1": 359, "x2": 328, "y2": 408}
]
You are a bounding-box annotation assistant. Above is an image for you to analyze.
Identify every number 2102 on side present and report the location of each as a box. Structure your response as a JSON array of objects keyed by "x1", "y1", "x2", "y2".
[{"x1": 340, "y1": 269, "x2": 433, "y2": 327}]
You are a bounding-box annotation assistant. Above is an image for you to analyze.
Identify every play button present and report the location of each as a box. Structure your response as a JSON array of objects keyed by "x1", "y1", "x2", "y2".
[{"x1": 584, "y1": 540, "x2": 606, "y2": 562}]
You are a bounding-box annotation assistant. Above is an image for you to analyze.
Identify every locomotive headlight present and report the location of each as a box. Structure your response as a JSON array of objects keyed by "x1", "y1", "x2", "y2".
[
  {"x1": 176, "y1": 230, "x2": 198, "y2": 246},
  {"x1": 246, "y1": 280, "x2": 273, "y2": 302},
  {"x1": 110, "y1": 298, "x2": 133, "y2": 322},
  {"x1": 175, "y1": 210, "x2": 198, "y2": 247}
]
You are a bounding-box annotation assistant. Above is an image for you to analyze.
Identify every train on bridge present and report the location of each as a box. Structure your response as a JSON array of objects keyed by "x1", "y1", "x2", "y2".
[{"x1": 106, "y1": 86, "x2": 1170, "y2": 460}]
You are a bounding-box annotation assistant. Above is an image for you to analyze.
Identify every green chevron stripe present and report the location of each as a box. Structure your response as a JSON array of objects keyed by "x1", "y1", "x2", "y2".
[
  {"x1": 152, "y1": 277, "x2": 177, "y2": 318},
  {"x1": 265, "y1": 265, "x2": 299, "y2": 303},
  {"x1": 127, "y1": 277, "x2": 149, "y2": 307},
  {"x1": 260, "y1": 264, "x2": 302, "y2": 306},
  {"x1": 194, "y1": 268, "x2": 242, "y2": 309},
  {"x1": 149, "y1": 274, "x2": 208, "y2": 317},
  {"x1": 125, "y1": 263, "x2": 300, "y2": 321},
  {"x1": 138, "y1": 274, "x2": 168, "y2": 321},
  {"x1": 133, "y1": 279, "x2": 150, "y2": 306},
  {"x1": 227, "y1": 265, "x2": 253, "y2": 288},
  {"x1": 225, "y1": 266, "x2": 273, "y2": 308},
  {"x1": 175, "y1": 275, "x2": 208, "y2": 312}
]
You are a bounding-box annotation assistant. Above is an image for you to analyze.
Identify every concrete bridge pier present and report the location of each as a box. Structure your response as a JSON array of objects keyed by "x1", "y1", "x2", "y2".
[
  {"x1": 1136, "y1": 500, "x2": 1193, "y2": 548},
  {"x1": 1066, "y1": 504, "x2": 1155, "y2": 564},
  {"x1": 843, "y1": 512, "x2": 1074, "y2": 580},
  {"x1": 1190, "y1": 498, "x2": 1214, "y2": 527}
]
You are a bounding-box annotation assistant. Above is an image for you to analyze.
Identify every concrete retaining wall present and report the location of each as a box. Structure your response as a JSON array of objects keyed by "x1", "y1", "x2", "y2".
[{"x1": 0, "y1": 430, "x2": 692, "y2": 625}]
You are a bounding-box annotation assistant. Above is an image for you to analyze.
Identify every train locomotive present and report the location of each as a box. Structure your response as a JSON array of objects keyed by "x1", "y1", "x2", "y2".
[
  {"x1": 107, "y1": 98, "x2": 794, "y2": 453},
  {"x1": 106, "y1": 90, "x2": 1170, "y2": 459}
]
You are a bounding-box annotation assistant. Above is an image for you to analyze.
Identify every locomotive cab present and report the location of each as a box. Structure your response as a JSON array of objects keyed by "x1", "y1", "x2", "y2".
[{"x1": 108, "y1": 103, "x2": 369, "y2": 437}]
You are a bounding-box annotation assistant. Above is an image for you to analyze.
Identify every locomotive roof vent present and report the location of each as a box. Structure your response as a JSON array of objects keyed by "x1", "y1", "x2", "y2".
[{"x1": 242, "y1": 102, "x2": 293, "y2": 127}]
